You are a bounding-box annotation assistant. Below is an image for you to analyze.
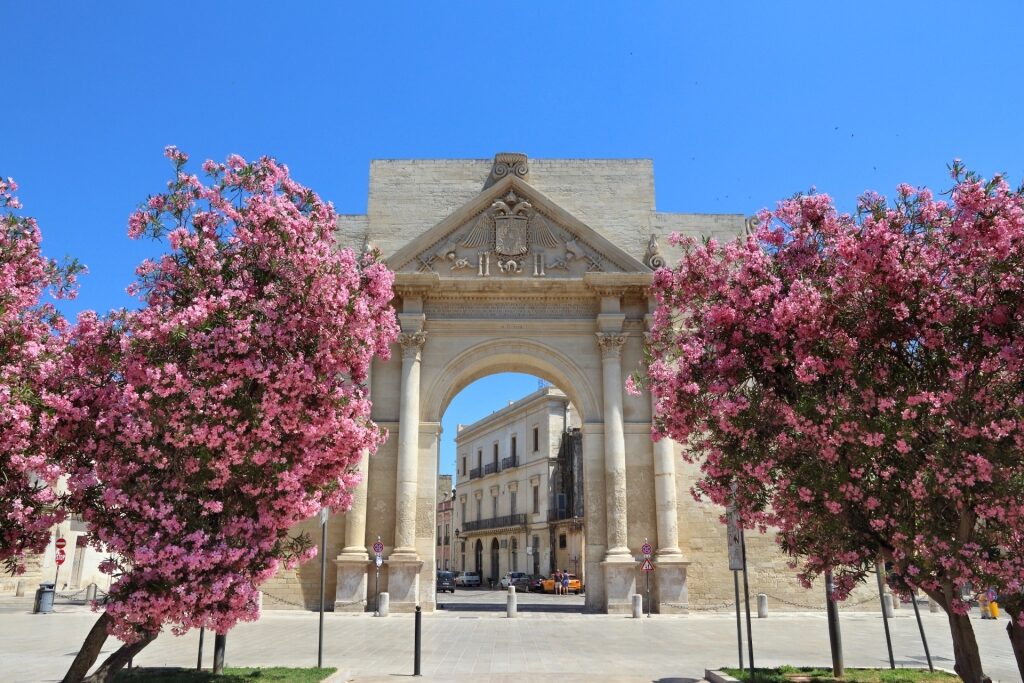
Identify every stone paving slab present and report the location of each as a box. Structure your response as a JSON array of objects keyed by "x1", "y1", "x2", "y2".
[{"x1": 0, "y1": 596, "x2": 1017, "y2": 682}]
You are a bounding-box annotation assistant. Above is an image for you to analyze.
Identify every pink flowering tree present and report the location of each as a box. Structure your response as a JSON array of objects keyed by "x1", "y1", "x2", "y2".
[
  {"x1": 59, "y1": 149, "x2": 398, "y2": 682},
  {"x1": 642, "y1": 166, "x2": 1024, "y2": 683},
  {"x1": 0, "y1": 177, "x2": 81, "y2": 575}
]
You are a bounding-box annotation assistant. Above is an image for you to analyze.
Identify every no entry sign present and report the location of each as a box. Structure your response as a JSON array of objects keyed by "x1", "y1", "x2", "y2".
[
  {"x1": 55, "y1": 538, "x2": 67, "y2": 550},
  {"x1": 641, "y1": 542, "x2": 652, "y2": 556},
  {"x1": 55, "y1": 548, "x2": 66, "y2": 566},
  {"x1": 372, "y1": 541, "x2": 384, "y2": 554}
]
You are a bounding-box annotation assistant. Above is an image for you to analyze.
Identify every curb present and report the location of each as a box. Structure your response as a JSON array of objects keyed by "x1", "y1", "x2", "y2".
[
  {"x1": 323, "y1": 670, "x2": 353, "y2": 682},
  {"x1": 705, "y1": 671, "x2": 740, "y2": 683}
]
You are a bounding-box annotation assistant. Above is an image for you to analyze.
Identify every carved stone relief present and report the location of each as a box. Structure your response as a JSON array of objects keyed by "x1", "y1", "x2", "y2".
[{"x1": 408, "y1": 190, "x2": 618, "y2": 278}]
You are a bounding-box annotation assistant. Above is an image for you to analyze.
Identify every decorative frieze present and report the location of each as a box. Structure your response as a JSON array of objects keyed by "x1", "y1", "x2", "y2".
[{"x1": 423, "y1": 298, "x2": 600, "y2": 320}]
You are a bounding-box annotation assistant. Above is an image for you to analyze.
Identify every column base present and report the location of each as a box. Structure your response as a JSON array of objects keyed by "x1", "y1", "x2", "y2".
[
  {"x1": 602, "y1": 555, "x2": 638, "y2": 614},
  {"x1": 384, "y1": 556, "x2": 423, "y2": 612},
  {"x1": 334, "y1": 554, "x2": 370, "y2": 612},
  {"x1": 654, "y1": 555, "x2": 690, "y2": 614}
]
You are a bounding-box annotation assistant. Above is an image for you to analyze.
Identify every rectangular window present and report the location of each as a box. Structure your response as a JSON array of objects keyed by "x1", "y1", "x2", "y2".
[
  {"x1": 533, "y1": 427, "x2": 539, "y2": 452},
  {"x1": 437, "y1": 526, "x2": 441, "y2": 545},
  {"x1": 476, "y1": 499, "x2": 482, "y2": 520},
  {"x1": 492, "y1": 496, "x2": 498, "y2": 518},
  {"x1": 511, "y1": 436, "x2": 517, "y2": 458},
  {"x1": 477, "y1": 450, "x2": 482, "y2": 469},
  {"x1": 532, "y1": 485, "x2": 539, "y2": 514},
  {"x1": 461, "y1": 502, "x2": 466, "y2": 523},
  {"x1": 461, "y1": 457, "x2": 466, "y2": 476},
  {"x1": 510, "y1": 491, "x2": 517, "y2": 516},
  {"x1": 493, "y1": 443, "x2": 499, "y2": 467},
  {"x1": 559, "y1": 534, "x2": 567, "y2": 549}
]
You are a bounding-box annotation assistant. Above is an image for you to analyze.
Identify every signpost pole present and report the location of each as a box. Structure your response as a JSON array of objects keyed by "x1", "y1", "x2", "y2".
[
  {"x1": 318, "y1": 508, "x2": 328, "y2": 669},
  {"x1": 373, "y1": 536, "x2": 384, "y2": 616},
  {"x1": 875, "y1": 562, "x2": 895, "y2": 669},
  {"x1": 53, "y1": 537, "x2": 67, "y2": 590},
  {"x1": 733, "y1": 569, "x2": 744, "y2": 669},
  {"x1": 740, "y1": 526, "x2": 754, "y2": 680}
]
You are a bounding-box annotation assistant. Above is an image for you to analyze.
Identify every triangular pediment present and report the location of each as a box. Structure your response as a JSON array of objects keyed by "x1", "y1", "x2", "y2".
[{"x1": 387, "y1": 175, "x2": 649, "y2": 278}]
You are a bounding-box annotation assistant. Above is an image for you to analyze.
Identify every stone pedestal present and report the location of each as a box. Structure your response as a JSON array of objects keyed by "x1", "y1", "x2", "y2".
[
  {"x1": 385, "y1": 557, "x2": 423, "y2": 612},
  {"x1": 655, "y1": 556, "x2": 690, "y2": 614},
  {"x1": 333, "y1": 555, "x2": 370, "y2": 612},
  {"x1": 602, "y1": 557, "x2": 638, "y2": 614}
]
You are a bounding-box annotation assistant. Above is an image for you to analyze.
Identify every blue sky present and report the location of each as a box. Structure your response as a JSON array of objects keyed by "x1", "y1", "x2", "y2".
[{"x1": 5, "y1": 2, "x2": 1023, "y2": 474}]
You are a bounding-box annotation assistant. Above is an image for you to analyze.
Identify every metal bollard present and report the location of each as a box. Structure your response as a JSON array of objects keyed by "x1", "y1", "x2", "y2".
[
  {"x1": 757, "y1": 593, "x2": 768, "y2": 618},
  {"x1": 631, "y1": 594, "x2": 643, "y2": 619},
  {"x1": 506, "y1": 585, "x2": 517, "y2": 618},
  {"x1": 413, "y1": 605, "x2": 422, "y2": 676},
  {"x1": 882, "y1": 593, "x2": 894, "y2": 618},
  {"x1": 376, "y1": 592, "x2": 390, "y2": 617}
]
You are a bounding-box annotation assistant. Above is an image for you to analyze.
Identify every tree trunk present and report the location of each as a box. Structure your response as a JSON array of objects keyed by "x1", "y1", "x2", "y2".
[
  {"x1": 923, "y1": 586, "x2": 990, "y2": 683},
  {"x1": 82, "y1": 631, "x2": 157, "y2": 683},
  {"x1": 1005, "y1": 602, "x2": 1024, "y2": 682},
  {"x1": 213, "y1": 632, "x2": 227, "y2": 674},
  {"x1": 62, "y1": 613, "x2": 112, "y2": 683}
]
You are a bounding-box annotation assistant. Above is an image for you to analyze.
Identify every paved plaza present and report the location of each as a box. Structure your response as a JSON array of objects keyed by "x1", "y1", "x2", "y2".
[{"x1": 0, "y1": 591, "x2": 1019, "y2": 682}]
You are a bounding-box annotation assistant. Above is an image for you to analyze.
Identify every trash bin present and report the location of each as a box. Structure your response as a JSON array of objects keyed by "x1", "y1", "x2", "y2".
[{"x1": 33, "y1": 583, "x2": 55, "y2": 614}]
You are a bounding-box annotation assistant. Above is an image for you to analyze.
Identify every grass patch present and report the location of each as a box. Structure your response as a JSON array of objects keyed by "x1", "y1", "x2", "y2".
[
  {"x1": 114, "y1": 667, "x2": 337, "y2": 682},
  {"x1": 721, "y1": 666, "x2": 957, "y2": 683}
]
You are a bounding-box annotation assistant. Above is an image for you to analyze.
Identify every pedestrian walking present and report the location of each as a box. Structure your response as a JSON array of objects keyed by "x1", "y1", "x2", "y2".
[
  {"x1": 554, "y1": 570, "x2": 562, "y2": 595},
  {"x1": 561, "y1": 570, "x2": 570, "y2": 596}
]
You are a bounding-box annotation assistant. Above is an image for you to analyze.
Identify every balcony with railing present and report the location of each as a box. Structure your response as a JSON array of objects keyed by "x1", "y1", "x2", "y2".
[
  {"x1": 463, "y1": 513, "x2": 527, "y2": 533},
  {"x1": 501, "y1": 455, "x2": 518, "y2": 470},
  {"x1": 483, "y1": 462, "x2": 498, "y2": 475},
  {"x1": 469, "y1": 467, "x2": 482, "y2": 480}
]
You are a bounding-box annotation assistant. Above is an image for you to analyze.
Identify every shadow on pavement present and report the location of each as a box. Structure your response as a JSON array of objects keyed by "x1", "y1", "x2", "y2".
[{"x1": 437, "y1": 601, "x2": 586, "y2": 613}]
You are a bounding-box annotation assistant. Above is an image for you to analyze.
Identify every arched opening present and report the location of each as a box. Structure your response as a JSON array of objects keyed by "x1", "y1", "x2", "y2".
[
  {"x1": 433, "y1": 368, "x2": 587, "y2": 613},
  {"x1": 490, "y1": 538, "x2": 500, "y2": 585}
]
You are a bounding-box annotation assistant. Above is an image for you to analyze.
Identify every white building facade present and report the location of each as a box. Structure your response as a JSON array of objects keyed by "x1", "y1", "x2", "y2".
[{"x1": 453, "y1": 387, "x2": 584, "y2": 586}]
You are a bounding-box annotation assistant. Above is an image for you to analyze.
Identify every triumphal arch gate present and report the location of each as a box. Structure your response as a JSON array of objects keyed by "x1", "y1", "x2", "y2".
[{"x1": 317, "y1": 153, "x2": 747, "y2": 614}]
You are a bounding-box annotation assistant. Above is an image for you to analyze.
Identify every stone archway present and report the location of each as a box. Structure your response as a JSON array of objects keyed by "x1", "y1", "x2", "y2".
[
  {"x1": 490, "y1": 538, "x2": 500, "y2": 585},
  {"x1": 326, "y1": 153, "x2": 743, "y2": 614}
]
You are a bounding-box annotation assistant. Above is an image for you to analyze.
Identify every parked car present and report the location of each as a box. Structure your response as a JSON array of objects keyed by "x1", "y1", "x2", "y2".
[
  {"x1": 541, "y1": 572, "x2": 583, "y2": 594},
  {"x1": 500, "y1": 571, "x2": 529, "y2": 589},
  {"x1": 511, "y1": 574, "x2": 535, "y2": 591},
  {"x1": 455, "y1": 571, "x2": 481, "y2": 587},
  {"x1": 527, "y1": 575, "x2": 546, "y2": 593},
  {"x1": 437, "y1": 571, "x2": 456, "y2": 593}
]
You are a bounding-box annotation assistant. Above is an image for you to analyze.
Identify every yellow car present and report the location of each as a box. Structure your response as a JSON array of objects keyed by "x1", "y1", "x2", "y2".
[{"x1": 542, "y1": 573, "x2": 582, "y2": 594}]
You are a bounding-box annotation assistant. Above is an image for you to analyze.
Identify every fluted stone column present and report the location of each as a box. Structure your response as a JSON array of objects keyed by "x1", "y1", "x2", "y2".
[
  {"x1": 394, "y1": 331, "x2": 426, "y2": 556},
  {"x1": 387, "y1": 331, "x2": 426, "y2": 612},
  {"x1": 597, "y1": 332, "x2": 630, "y2": 557},
  {"x1": 335, "y1": 367, "x2": 373, "y2": 611},
  {"x1": 597, "y1": 331, "x2": 636, "y2": 614},
  {"x1": 645, "y1": 323, "x2": 689, "y2": 613}
]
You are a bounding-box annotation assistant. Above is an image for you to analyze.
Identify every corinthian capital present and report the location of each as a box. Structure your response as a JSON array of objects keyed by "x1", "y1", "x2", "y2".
[
  {"x1": 596, "y1": 333, "x2": 626, "y2": 358},
  {"x1": 398, "y1": 331, "x2": 427, "y2": 359}
]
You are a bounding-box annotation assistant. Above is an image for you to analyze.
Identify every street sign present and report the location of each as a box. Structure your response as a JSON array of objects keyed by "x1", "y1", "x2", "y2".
[
  {"x1": 319, "y1": 507, "x2": 330, "y2": 525},
  {"x1": 640, "y1": 557, "x2": 655, "y2": 572},
  {"x1": 372, "y1": 541, "x2": 384, "y2": 554},
  {"x1": 55, "y1": 548, "x2": 66, "y2": 566},
  {"x1": 374, "y1": 555, "x2": 383, "y2": 567},
  {"x1": 726, "y1": 505, "x2": 743, "y2": 570},
  {"x1": 55, "y1": 538, "x2": 67, "y2": 550},
  {"x1": 641, "y1": 542, "x2": 653, "y2": 556}
]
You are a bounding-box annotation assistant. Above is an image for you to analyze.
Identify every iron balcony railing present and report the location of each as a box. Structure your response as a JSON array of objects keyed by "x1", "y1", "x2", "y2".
[
  {"x1": 463, "y1": 513, "x2": 527, "y2": 533},
  {"x1": 483, "y1": 462, "x2": 498, "y2": 475},
  {"x1": 469, "y1": 467, "x2": 482, "y2": 480},
  {"x1": 501, "y1": 455, "x2": 519, "y2": 470}
]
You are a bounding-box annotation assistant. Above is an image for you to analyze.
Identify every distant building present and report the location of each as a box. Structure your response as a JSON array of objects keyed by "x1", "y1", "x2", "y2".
[
  {"x1": 453, "y1": 387, "x2": 584, "y2": 586},
  {"x1": 436, "y1": 474, "x2": 454, "y2": 571}
]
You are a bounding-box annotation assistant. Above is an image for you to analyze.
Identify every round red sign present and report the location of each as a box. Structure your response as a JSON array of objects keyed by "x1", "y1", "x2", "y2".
[
  {"x1": 55, "y1": 548, "x2": 67, "y2": 565},
  {"x1": 55, "y1": 538, "x2": 67, "y2": 549}
]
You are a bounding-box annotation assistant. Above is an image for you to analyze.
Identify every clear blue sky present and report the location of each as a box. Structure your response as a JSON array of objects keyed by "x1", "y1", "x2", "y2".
[{"x1": 5, "y1": 2, "x2": 1023, "y2": 475}]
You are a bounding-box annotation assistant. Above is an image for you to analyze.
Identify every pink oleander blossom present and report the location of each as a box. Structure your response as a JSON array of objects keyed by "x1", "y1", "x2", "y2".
[
  {"x1": 644, "y1": 163, "x2": 1024, "y2": 678},
  {"x1": 0, "y1": 178, "x2": 82, "y2": 574},
  {"x1": 55, "y1": 150, "x2": 398, "y2": 643}
]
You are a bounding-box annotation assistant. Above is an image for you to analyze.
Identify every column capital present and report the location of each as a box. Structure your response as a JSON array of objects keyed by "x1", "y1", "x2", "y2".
[
  {"x1": 398, "y1": 331, "x2": 427, "y2": 359},
  {"x1": 596, "y1": 332, "x2": 626, "y2": 358}
]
